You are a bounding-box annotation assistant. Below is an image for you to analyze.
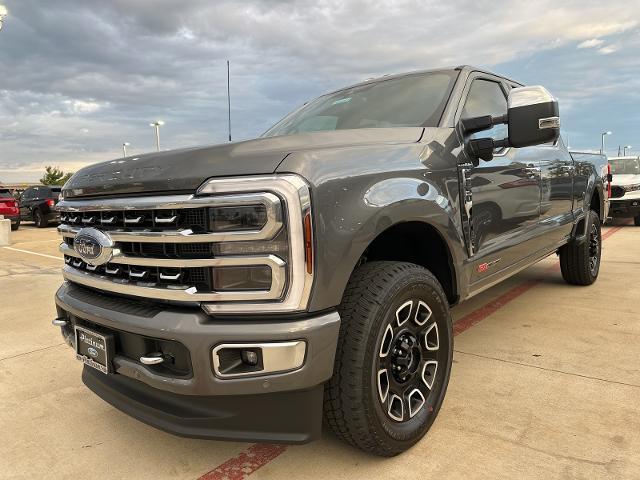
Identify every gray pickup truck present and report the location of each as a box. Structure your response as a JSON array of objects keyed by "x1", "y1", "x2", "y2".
[{"x1": 53, "y1": 65, "x2": 609, "y2": 456}]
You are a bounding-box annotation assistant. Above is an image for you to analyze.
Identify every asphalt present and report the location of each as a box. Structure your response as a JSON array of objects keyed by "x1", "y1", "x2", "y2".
[{"x1": 1, "y1": 221, "x2": 638, "y2": 479}]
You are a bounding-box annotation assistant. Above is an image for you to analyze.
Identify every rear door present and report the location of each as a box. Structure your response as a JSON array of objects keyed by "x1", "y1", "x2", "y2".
[
  {"x1": 504, "y1": 82, "x2": 575, "y2": 245},
  {"x1": 456, "y1": 73, "x2": 542, "y2": 283},
  {"x1": 19, "y1": 188, "x2": 35, "y2": 219}
]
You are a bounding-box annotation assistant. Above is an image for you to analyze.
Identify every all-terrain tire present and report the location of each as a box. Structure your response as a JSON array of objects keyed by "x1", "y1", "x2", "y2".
[
  {"x1": 559, "y1": 210, "x2": 601, "y2": 285},
  {"x1": 323, "y1": 261, "x2": 453, "y2": 456}
]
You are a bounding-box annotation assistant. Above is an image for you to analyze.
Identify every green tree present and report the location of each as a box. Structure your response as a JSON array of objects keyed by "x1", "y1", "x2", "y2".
[{"x1": 40, "y1": 166, "x2": 73, "y2": 186}]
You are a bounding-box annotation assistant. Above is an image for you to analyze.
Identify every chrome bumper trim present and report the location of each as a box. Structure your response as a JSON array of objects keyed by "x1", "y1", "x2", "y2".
[{"x1": 211, "y1": 341, "x2": 306, "y2": 378}]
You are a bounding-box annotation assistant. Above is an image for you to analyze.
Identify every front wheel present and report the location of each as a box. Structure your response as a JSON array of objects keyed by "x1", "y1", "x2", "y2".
[
  {"x1": 634, "y1": 214, "x2": 640, "y2": 226},
  {"x1": 559, "y1": 209, "x2": 601, "y2": 285},
  {"x1": 324, "y1": 261, "x2": 453, "y2": 456}
]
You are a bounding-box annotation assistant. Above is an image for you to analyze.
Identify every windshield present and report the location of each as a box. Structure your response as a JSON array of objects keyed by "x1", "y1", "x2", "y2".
[
  {"x1": 610, "y1": 158, "x2": 640, "y2": 175},
  {"x1": 263, "y1": 71, "x2": 458, "y2": 137}
]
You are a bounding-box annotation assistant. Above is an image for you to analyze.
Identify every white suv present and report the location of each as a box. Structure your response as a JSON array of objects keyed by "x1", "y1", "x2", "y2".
[{"x1": 609, "y1": 156, "x2": 640, "y2": 225}]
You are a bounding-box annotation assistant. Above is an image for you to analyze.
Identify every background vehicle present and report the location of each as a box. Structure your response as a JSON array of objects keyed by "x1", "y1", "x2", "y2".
[
  {"x1": 0, "y1": 187, "x2": 20, "y2": 230},
  {"x1": 19, "y1": 185, "x2": 61, "y2": 228},
  {"x1": 608, "y1": 156, "x2": 640, "y2": 225},
  {"x1": 52, "y1": 66, "x2": 609, "y2": 457}
]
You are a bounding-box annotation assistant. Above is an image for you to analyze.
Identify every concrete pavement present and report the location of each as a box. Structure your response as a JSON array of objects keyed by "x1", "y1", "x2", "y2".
[{"x1": 1, "y1": 222, "x2": 638, "y2": 479}]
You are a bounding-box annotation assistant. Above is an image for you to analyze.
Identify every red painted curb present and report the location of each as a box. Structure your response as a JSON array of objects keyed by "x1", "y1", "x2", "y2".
[
  {"x1": 197, "y1": 444, "x2": 287, "y2": 480},
  {"x1": 197, "y1": 221, "x2": 629, "y2": 479}
]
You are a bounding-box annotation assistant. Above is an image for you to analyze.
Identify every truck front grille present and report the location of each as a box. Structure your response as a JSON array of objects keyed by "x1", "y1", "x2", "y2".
[
  {"x1": 56, "y1": 176, "x2": 314, "y2": 314},
  {"x1": 60, "y1": 208, "x2": 208, "y2": 231}
]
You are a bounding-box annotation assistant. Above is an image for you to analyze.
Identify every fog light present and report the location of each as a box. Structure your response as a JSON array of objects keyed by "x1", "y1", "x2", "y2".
[{"x1": 241, "y1": 349, "x2": 259, "y2": 366}]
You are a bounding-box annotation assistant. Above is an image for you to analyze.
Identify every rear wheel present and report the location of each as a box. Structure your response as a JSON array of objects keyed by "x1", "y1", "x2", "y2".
[
  {"x1": 559, "y1": 209, "x2": 601, "y2": 285},
  {"x1": 634, "y1": 214, "x2": 640, "y2": 226},
  {"x1": 11, "y1": 219, "x2": 20, "y2": 231},
  {"x1": 33, "y1": 210, "x2": 48, "y2": 228},
  {"x1": 324, "y1": 261, "x2": 453, "y2": 456}
]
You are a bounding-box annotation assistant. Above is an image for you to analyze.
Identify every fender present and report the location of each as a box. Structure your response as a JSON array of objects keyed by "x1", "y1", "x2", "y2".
[{"x1": 571, "y1": 162, "x2": 607, "y2": 243}]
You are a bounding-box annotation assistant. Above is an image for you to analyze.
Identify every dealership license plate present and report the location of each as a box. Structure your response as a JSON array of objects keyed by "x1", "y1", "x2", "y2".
[{"x1": 74, "y1": 326, "x2": 113, "y2": 374}]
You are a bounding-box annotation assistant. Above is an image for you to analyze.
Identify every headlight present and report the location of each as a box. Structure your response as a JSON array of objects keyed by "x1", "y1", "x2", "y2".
[
  {"x1": 210, "y1": 204, "x2": 268, "y2": 232},
  {"x1": 622, "y1": 183, "x2": 640, "y2": 193},
  {"x1": 196, "y1": 174, "x2": 314, "y2": 315}
]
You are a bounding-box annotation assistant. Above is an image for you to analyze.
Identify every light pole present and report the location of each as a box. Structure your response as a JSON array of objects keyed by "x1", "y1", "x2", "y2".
[
  {"x1": 122, "y1": 142, "x2": 130, "y2": 158},
  {"x1": 624, "y1": 145, "x2": 632, "y2": 156},
  {"x1": 149, "y1": 121, "x2": 164, "y2": 152},
  {"x1": 600, "y1": 131, "x2": 612, "y2": 155},
  {"x1": 0, "y1": 5, "x2": 8, "y2": 32}
]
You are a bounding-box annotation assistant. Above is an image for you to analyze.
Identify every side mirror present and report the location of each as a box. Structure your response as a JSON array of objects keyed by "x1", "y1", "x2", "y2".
[
  {"x1": 462, "y1": 85, "x2": 560, "y2": 164},
  {"x1": 507, "y1": 86, "x2": 560, "y2": 148}
]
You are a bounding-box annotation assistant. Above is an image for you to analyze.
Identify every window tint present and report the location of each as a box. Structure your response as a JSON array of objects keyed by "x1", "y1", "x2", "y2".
[
  {"x1": 263, "y1": 71, "x2": 459, "y2": 137},
  {"x1": 22, "y1": 188, "x2": 34, "y2": 199},
  {"x1": 0, "y1": 188, "x2": 11, "y2": 196},
  {"x1": 462, "y1": 79, "x2": 508, "y2": 141}
]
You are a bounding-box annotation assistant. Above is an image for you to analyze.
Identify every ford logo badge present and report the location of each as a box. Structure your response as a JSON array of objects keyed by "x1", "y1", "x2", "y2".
[
  {"x1": 87, "y1": 347, "x2": 99, "y2": 357},
  {"x1": 73, "y1": 227, "x2": 114, "y2": 266}
]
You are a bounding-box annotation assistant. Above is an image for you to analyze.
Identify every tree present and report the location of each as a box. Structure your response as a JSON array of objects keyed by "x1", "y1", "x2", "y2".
[{"x1": 40, "y1": 166, "x2": 73, "y2": 186}]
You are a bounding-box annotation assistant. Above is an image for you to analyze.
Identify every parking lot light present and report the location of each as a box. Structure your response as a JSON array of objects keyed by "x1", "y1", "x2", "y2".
[
  {"x1": 150, "y1": 121, "x2": 164, "y2": 152},
  {"x1": 624, "y1": 145, "x2": 632, "y2": 156},
  {"x1": 0, "y1": 5, "x2": 8, "y2": 32},
  {"x1": 122, "y1": 142, "x2": 130, "y2": 158},
  {"x1": 601, "y1": 131, "x2": 612, "y2": 155}
]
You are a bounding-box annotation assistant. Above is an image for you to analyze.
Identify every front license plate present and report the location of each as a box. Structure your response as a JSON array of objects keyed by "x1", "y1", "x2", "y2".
[{"x1": 74, "y1": 326, "x2": 113, "y2": 374}]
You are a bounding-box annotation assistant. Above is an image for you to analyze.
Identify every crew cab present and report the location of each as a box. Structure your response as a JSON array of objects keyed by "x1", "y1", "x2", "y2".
[
  {"x1": 608, "y1": 156, "x2": 640, "y2": 225},
  {"x1": 0, "y1": 187, "x2": 20, "y2": 230},
  {"x1": 19, "y1": 185, "x2": 61, "y2": 228},
  {"x1": 52, "y1": 66, "x2": 609, "y2": 456}
]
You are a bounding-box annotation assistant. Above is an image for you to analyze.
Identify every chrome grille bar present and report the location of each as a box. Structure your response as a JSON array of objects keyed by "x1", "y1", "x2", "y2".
[{"x1": 61, "y1": 265, "x2": 284, "y2": 302}]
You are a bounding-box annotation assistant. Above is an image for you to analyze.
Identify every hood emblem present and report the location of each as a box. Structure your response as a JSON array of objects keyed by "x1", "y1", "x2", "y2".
[{"x1": 74, "y1": 227, "x2": 115, "y2": 266}]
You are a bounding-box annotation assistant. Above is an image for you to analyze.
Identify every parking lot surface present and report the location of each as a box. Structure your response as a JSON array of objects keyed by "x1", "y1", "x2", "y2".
[{"x1": 1, "y1": 222, "x2": 639, "y2": 479}]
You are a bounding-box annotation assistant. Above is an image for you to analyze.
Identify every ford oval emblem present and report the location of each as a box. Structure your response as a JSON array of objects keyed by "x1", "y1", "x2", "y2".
[
  {"x1": 87, "y1": 347, "x2": 99, "y2": 357},
  {"x1": 73, "y1": 227, "x2": 115, "y2": 266}
]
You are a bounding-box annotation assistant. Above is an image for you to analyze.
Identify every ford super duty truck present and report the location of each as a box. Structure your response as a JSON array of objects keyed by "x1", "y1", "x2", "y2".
[{"x1": 53, "y1": 66, "x2": 609, "y2": 456}]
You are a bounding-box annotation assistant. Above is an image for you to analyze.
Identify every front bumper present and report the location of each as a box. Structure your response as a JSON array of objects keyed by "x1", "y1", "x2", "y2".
[
  {"x1": 54, "y1": 282, "x2": 341, "y2": 443},
  {"x1": 609, "y1": 198, "x2": 640, "y2": 218}
]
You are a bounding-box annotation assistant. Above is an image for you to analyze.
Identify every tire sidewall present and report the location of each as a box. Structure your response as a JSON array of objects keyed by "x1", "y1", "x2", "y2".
[
  {"x1": 365, "y1": 269, "x2": 453, "y2": 451},
  {"x1": 587, "y1": 210, "x2": 602, "y2": 280}
]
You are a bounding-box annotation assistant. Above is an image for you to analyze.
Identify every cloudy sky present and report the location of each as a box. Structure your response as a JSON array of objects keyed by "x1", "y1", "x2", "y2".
[{"x1": 0, "y1": 0, "x2": 638, "y2": 182}]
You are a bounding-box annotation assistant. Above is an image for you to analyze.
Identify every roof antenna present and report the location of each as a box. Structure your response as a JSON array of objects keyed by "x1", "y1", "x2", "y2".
[{"x1": 227, "y1": 60, "x2": 232, "y2": 142}]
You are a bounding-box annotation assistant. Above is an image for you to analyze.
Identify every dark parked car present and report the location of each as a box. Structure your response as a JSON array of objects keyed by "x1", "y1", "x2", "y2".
[
  {"x1": 0, "y1": 188, "x2": 20, "y2": 230},
  {"x1": 19, "y1": 185, "x2": 61, "y2": 227},
  {"x1": 53, "y1": 66, "x2": 609, "y2": 456}
]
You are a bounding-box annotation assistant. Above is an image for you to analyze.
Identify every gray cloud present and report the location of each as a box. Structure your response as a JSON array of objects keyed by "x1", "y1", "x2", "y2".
[{"x1": 0, "y1": 0, "x2": 639, "y2": 182}]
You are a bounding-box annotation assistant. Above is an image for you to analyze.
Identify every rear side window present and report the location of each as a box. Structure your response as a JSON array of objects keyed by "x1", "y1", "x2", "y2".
[
  {"x1": 0, "y1": 188, "x2": 11, "y2": 196},
  {"x1": 461, "y1": 79, "x2": 508, "y2": 141}
]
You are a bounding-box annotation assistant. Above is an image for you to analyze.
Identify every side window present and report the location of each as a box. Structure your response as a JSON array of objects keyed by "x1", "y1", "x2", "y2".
[
  {"x1": 22, "y1": 188, "x2": 34, "y2": 200},
  {"x1": 461, "y1": 79, "x2": 508, "y2": 142}
]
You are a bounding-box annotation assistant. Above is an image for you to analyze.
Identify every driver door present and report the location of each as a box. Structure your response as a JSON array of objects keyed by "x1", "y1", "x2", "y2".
[{"x1": 457, "y1": 74, "x2": 542, "y2": 284}]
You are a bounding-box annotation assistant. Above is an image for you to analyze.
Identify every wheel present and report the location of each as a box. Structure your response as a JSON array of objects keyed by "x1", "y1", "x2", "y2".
[
  {"x1": 324, "y1": 261, "x2": 453, "y2": 456},
  {"x1": 33, "y1": 210, "x2": 48, "y2": 228},
  {"x1": 634, "y1": 215, "x2": 640, "y2": 226},
  {"x1": 559, "y1": 210, "x2": 601, "y2": 285},
  {"x1": 11, "y1": 219, "x2": 20, "y2": 231}
]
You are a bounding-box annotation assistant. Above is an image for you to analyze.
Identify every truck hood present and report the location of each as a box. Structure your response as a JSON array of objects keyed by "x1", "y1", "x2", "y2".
[
  {"x1": 611, "y1": 173, "x2": 640, "y2": 186},
  {"x1": 63, "y1": 128, "x2": 423, "y2": 198}
]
